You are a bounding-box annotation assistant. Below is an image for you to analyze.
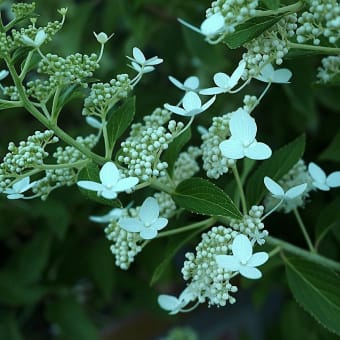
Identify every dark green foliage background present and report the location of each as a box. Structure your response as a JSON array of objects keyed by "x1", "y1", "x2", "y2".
[{"x1": 0, "y1": 0, "x2": 339, "y2": 338}]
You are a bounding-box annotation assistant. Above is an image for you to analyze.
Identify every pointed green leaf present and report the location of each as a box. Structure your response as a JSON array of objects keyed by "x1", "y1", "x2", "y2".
[
  {"x1": 173, "y1": 177, "x2": 242, "y2": 219},
  {"x1": 223, "y1": 15, "x2": 284, "y2": 49},
  {"x1": 246, "y1": 134, "x2": 305, "y2": 206},
  {"x1": 285, "y1": 256, "x2": 340, "y2": 335},
  {"x1": 319, "y1": 131, "x2": 340, "y2": 162},
  {"x1": 262, "y1": 0, "x2": 280, "y2": 10},
  {"x1": 56, "y1": 84, "x2": 83, "y2": 114},
  {"x1": 163, "y1": 128, "x2": 191, "y2": 177},
  {"x1": 107, "y1": 96, "x2": 136, "y2": 151}
]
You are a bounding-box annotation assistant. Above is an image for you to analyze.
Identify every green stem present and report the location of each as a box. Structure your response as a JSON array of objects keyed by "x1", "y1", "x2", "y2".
[
  {"x1": 269, "y1": 246, "x2": 281, "y2": 258},
  {"x1": 157, "y1": 217, "x2": 216, "y2": 238},
  {"x1": 102, "y1": 120, "x2": 111, "y2": 160},
  {"x1": 288, "y1": 42, "x2": 340, "y2": 55},
  {"x1": 19, "y1": 51, "x2": 34, "y2": 81},
  {"x1": 4, "y1": 55, "x2": 105, "y2": 165},
  {"x1": 51, "y1": 86, "x2": 61, "y2": 123},
  {"x1": 267, "y1": 236, "x2": 340, "y2": 272},
  {"x1": 255, "y1": 1, "x2": 304, "y2": 17},
  {"x1": 37, "y1": 159, "x2": 90, "y2": 170},
  {"x1": 150, "y1": 179, "x2": 175, "y2": 195},
  {"x1": 232, "y1": 165, "x2": 247, "y2": 214},
  {"x1": 293, "y1": 208, "x2": 315, "y2": 253}
]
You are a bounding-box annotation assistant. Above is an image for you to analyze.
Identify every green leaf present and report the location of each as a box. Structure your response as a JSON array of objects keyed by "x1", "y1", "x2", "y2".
[
  {"x1": 246, "y1": 134, "x2": 305, "y2": 206},
  {"x1": 315, "y1": 197, "x2": 340, "y2": 248},
  {"x1": 56, "y1": 84, "x2": 83, "y2": 114},
  {"x1": 319, "y1": 131, "x2": 340, "y2": 162},
  {"x1": 261, "y1": 0, "x2": 280, "y2": 9},
  {"x1": 173, "y1": 177, "x2": 242, "y2": 220},
  {"x1": 163, "y1": 128, "x2": 191, "y2": 177},
  {"x1": 285, "y1": 256, "x2": 340, "y2": 335},
  {"x1": 77, "y1": 162, "x2": 121, "y2": 207},
  {"x1": 107, "y1": 96, "x2": 136, "y2": 151},
  {"x1": 150, "y1": 225, "x2": 205, "y2": 286},
  {"x1": 45, "y1": 297, "x2": 100, "y2": 340},
  {"x1": 223, "y1": 16, "x2": 284, "y2": 49},
  {"x1": 0, "y1": 315, "x2": 24, "y2": 340}
]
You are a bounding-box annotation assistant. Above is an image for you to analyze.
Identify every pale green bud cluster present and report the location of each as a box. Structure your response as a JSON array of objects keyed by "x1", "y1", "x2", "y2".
[
  {"x1": 2, "y1": 84, "x2": 20, "y2": 100},
  {"x1": 26, "y1": 79, "x2": 52, "y2": 102},
  {"x1": 0, "y1": 32, "x2": 15, "y2": 57},
  {"x1": 153, "y1": 191, "x2": 176, "y2": 218},
  {"x1": 82, "y1": 74, "x2": 132, "y2": 116},
  {"x1": 11, "y1": 2, "x2": 36, "y2": 19},
  {"x1": 243, "y1": 94, "x2": 258, "y2": 112},
  {"x1": 181, "y1": 226, "x2": 238, "y2": 307},
  {"x1": 229, "y1": 205, "x2": 268, "y2": 245},
  {"x1": 200, "y1": 112, "x2": 235, "y2": 179},
  {"x1": 317, "y1": 56, "x2": 340, "y2": 83}
]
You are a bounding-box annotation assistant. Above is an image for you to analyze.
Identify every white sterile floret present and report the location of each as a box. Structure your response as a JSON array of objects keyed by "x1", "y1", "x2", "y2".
[
  {"x1": 77, "y1": 161, "x2": 139, "y2": 199},
  {"x1": 158, "y1": 287, "x2": 195, "y2": 315},
  {"x1": 219, "y1": 109, "x2": 272, "y2": 160},
  {"x1": 4, "y1": 177, "x2": 36, "y2": 199},
  {"x1": 0, "y1": 69, "x2": 9, "y2": 81},
  {"x1": 254, "y1": 63, "x2": 292, "y2": 83},
  {"x1": 127, "y1": 47, "x2": 163, "y2": 74},
  {"x1": 164, "y1": 91, "x2": 215, "y2": 117},
  {"x1": 89, "y1": 208, "x2": 125, "y2": 223},
  {"x1": 85, "y1": 116, "x2": 102, "y2": 129},
  {"x1": 308, "y1": 162, "x2": 340, "y2": 191},
  {"x1": 200, "y1": 61, "x2": 246, "y2": 95},
  {"x1": 168, "y1": 75, "x2": 200, "y2": 92},
  {"x1": 119, "y1": 197, "x2": 168, "y2": 239},
  {"x1": 215, "y1": 234, "x2": 269, "y2": 279},
  {"x1": 200, "y1": 12, "x2": 225, "y2": 37},
  {"x1": 93, "y1": 31, "x2": 114, "y2": 44},
  {"x1": 264, "y1": 176, "x2": 307, "y2": 200},
  {"x1": 21, "y1": 29, "x2": 47, "y2": 48}
]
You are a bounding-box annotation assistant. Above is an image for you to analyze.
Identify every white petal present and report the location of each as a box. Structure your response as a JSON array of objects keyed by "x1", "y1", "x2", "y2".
[
  {"x1": 130, "y1": 62, "x2": 142, "y2": 72},
  {"x1": 200, "y1": 95, "x2": 216, "y2": 112},
  {"x1": 184, "y1": 76, "x2": 199, "y2": 90},
  {"x1": 199, "y1": 87, "x2": 225, "y2": 95},
  {"x1": 258, "y1": 64, "x2": 274, "y2": 82},
  {"x1": 139, "y1": 197, "x2": 159, "y2": 224},
  {"x1": 215, "y1": 255, "x2": 240, "y2": 271},
  {"x1": 13, "y1": 177, "x2": 30, "y2": 193},
  {"x1": 232, "y1": 234, "x2": 252, "y2": 263},
  {"x1": 219, "y1": 139, "x2": 244, "y2": 159},
  {"x1": 273, "y1": 69, "x2": 292, "y2": 83},
  {"x1": 285, "y1": 183, "x2": 307, "y2": 199},
  {"x1": 230, "y1": 61, "x2": 246, "y2": 87},
  {"x1": 213, "y1": 72, "x2": 230, "y2": 89},
  {"x1": 100, "y1": 162, "x2": 119, "y2": 187},
  {"x1": 158, "y1": 295, "x2": 180, "y2": 312},
  {"x1": 77, "y1": 181, "x2": 103, "y2": 192},
  {"x1": 326, "y1": 171, "x2": 340, "y2": 188},
  {"x1": 0, "y1": 70, "x2": 9, "y2": 80},
  {"x1": 177, "y1": 18, "x2": 203, "y2": 35},
  {"x1": 200, "y1": 13, "x2": 225, "y2": 36},
  {"x1": 152, "y1": 218, "x2": 168, "y2": 231},
  {"x1": 35, "y1": 30, "x2": 47, "y2": 46},
  {"x1": 146, "y1": 56, "x2": 163, "y2": 66},
  {"x1": 308, "y1": 162, "x2": 326, "y2": 184},
  {"x1": 132, "y1": 47, "x2": 145, "y2": 63},
  {"x1": 114, "y1": 177, "x2": 139, "y2": 192},
  {"x1": 101, "y1": 189, "x2": 118, "y2": 200},
  {"x1": 7, "y1": 193, "x2": 24, "y2": 200},
  {"x1": 164, "y1": 103, "x2": 187, "y2": 116},
  {"x1": 313, "y1": 182, "x2": 330, "y2": 191},
  {"x1": 89, "y1": 214, "x2": 114, "y2": 223},
  {"x1": 168, "y1": 76, "x2": 185, "y2": 90},
  {"x1": 119, "y1": 218, "x2": 144, "y2": 232},
  {"x1": 239, "y1": 266, "x2": 262, "y2": 279},
  {"x1": 264, "y1": 176, "x2": 284, "y2": 198},
  {"x1": 141, "y1": 65, "x2": 155, "y2": 73},
  {"x1": 247, "y1": 252, "x2": 269, "y2": 267},
  {"x1": 230, "y1": 109, "x2": 257, "y2": 145},
  {"x1": 140, "y1": 227, "x2": 158, "y2": 239},
  {"x1": 86, "y1": 116, "x2": 102, "y2": 129},
  {"x1": 182, "y1": 91, "x2": 201, "y2": 111},
  {"x1": 21, "y1": 35, "x2": 35, "y2": 46},
  {"x1": 245, "y1": 142, "x2": 272, "y2": 160}
]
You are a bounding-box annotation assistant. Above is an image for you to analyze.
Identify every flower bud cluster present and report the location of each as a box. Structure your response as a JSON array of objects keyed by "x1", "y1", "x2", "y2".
[
  {"x1": 11, "y1": 2, "x2": 36, "y2": 19},
  {"x1": 118, "y1": 108, "x2": 181, "y2": 181},
  {"x1": 242, "y1": 15, "x2": 297, "y2": 77},
  {"x1": 317, "y1": 56, "x2": 340, "y2": 83},
  {"x1": 200, "y1": 112, "x2": 235, "y2": 179},
  {"x1": 153, "y1": 191, "x2": 177, "y2": 218},
  {"x1": 2, "y1": 85, "x2": 20, "y2": 101},
  {"x1": 181, "y1": 226, "x2": 239, "y2": 307},
  {"x1": 26, "y1": 79, "x2": 53, "y2": 102},
  {"x1": 0, "y1": 131, "x2": 58, "y2": 186},
  {"x1": 230, "y1": 206, "x2": 268, "y2": 245},
  {"x1": 82, "y1": 74, "x2": 132, "y2": 116},
  {"x1": 0, "y1": 32, "x2": 15, "y2": 57},
  {"x1": 206, "y1": 0, "x2": 258, "y2": 34},
  {"x1": 264, "y1": 160, "x2": 313, "y2": 213},
  {"x1": 32, "y1": 134, "x2": 98, "y2": 200},
  {"x1": 38, "y1": 53, "x2": 99, "y2": 87},
  {"x1": 296, "y1": 0, "x2": 340, "y2": 45}
]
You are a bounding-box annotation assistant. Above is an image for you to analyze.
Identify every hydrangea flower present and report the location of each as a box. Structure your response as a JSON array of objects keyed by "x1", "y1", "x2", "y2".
[
  {"x1": 93, "y1": 31, "x2": 114, "y2": 44},
  {"x1": 85, "y1": 116, "x2": 102, "y2": 129},
  {"x1": 308, "y1": 162, "x2": 340, "y2": 191},
  {"x1": 264, "y1": 176, "x2": 307, "y2": 200},
  {"x1": 127, "y1": 47, "x2": 163, "y2": 74},
  {"x1": 77, "y1": 162, "x2": 139, "y2": 199},
  {"x1": 200, "y1": 61, "x2": 246, "y2": 95},
  {"x1": 215, "y1": 234, "x2": 269, "y2": 279},
  {"x1": 0, "y1": 69, "x2": 9, "y2": 81},
  {"x1": 89, "y1": 207, "x2": 125, "y2": 223},
  {"x1": 119, "y1": 197, "x2": 168, "y2": 239},
  {"x1": 164, "y1": 91, "x2": 215, "y2": 117},
  {"x1": 21, "y1": 30, "x2": 47, "y2": 48},
  {"x1": 219, "y1": 109, "x2": 272, "y2": 160},
  {"x1": 158, "y1": 287, "x2": 195, "y2": 315},
  {"x1": 168, "y1": 75, "x2": 200, "y2": 92},
  {"x1": 255, "y1": 64, "x2": 292, "y2": 84},
  {"x1": 4, "y1": 177, "x2": 36, "y2": 199}
]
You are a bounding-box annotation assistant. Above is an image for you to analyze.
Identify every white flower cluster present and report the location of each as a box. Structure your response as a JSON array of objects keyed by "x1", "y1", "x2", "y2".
[
  {"x1": 82, "y1": 74, "x2": 132, "y2": 116},
  {"x1": 296, "y1": 0, "x2": 340, "y2": 45},
  {"x1": 242, "y1": 15, "x2": 297, "y2": 77},
  {"x1": 317, "y1": 56, "x2": 340, "y2": 83},
  {"x1": 200, "y1": 112, "x2": 235, "y2": 179},
  {"x1": 181, "y1": 226, "x2": 239, "y2": 307},
  {"x1": 229, "y1": 206, "x2": 268, "y2": 245},
  {"x1": 118, "y1": 108, "x2": 182, "y2": 181}
]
